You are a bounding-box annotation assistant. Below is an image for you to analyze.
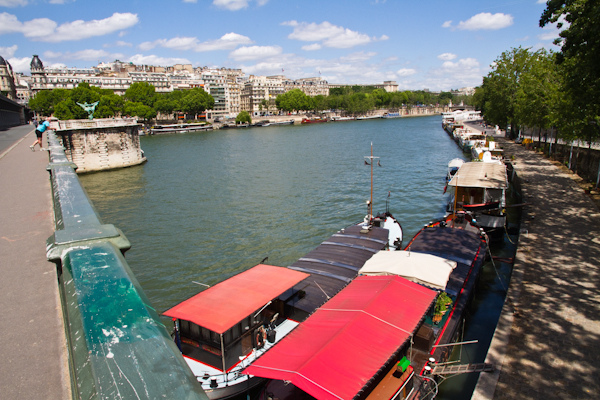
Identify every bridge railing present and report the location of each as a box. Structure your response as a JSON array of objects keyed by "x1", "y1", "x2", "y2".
[{"x1": 45, "y1": 131, "x2": 208, "y2": 400}]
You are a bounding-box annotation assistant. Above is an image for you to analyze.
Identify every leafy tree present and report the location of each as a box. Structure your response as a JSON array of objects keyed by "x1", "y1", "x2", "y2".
[
  {"x1": 181, "y1": 87, "x2": 215, "y2": 117},
  {"x1": 276, "y1": 89, "x2": 310, "y2": 112},
  {"x1": 95, "y1": 93, "x2": 124, "y2": 118},
  {"x1": 125, "y1": 82, "x2": 156, "y2": 107},
  {"x1": 53, "y1": 99, "x2": 76, "y2": 120},
  {"x1": 123, "y1": 101, "x2": 156, "y2": 122},
  {"x1": 235, "y1": 111, "x2": 252, "y2": 124},
  {"x1": 541, "y1": 0, "x2": 600, "y2": 145},
  {"x1": 311, "y1": 95, "x2": 327, "y2": 112},
  {"x1": 479, "y1": 47, "x2": 537, "y2": 136},
  {"x1": 515, "y1": 49, "x2": 561, "y2": 142}
]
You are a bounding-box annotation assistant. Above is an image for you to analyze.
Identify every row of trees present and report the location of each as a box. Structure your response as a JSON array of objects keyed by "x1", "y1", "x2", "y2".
[
  {"x1": 474, "y1": 0, "x2": 599, "y2": 146},
  {"x1": 276, "y1": 87, "x2": 468, "y2": 115},
  {"x1": 28, "y1": 82, "x2": 215, "y2": 123},
  {"x1": 29, "y1": 79, "x2": 470, "y2": 123}
]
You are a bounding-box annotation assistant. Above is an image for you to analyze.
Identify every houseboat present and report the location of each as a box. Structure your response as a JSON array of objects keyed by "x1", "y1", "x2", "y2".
[
  {"x1": 446, "y1": 161, "x2": 508, "y2": 241},
  {"x1": 248, "y1": 213, "x2": 487, "y2": 400},
  {"x1": 458, "y1": 132, "x2": 487, "y2": 152},
  {"x1": 150, "y1": 123, "x2": 213, "y2": 134},
  {"x1": 301, "y1": 117, "x2": 328, "y2": 124},
  {"x1": 471, "y1": 141, "x2": 504, "y2": 163}
]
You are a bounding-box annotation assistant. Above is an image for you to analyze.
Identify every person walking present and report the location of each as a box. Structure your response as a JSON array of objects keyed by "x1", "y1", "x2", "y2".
[{"x1": 30, "y1": 117, "x2": 51, "y2": 151}]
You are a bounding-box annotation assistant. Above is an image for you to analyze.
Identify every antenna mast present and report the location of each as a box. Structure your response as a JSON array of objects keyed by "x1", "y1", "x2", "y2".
[{"x1": 364, "y1": 142, "x2": 379, "y2": 221}]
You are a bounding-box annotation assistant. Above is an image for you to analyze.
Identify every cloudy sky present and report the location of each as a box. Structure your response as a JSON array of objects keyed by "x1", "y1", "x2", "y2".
[{"x1": 0, "y1": 0, "x2": 561, "y2": 91}]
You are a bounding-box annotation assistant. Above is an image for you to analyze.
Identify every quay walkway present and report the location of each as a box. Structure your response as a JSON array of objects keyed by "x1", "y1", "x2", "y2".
[
  {"x1": 0, "y1": 125, "x2": 70, "y2": 399},
  {"x1": 471, "y1": 134, "x2": 600, "y2": 399}
]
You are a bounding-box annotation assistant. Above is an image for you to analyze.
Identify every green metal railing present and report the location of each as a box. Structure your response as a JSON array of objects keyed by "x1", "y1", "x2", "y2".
[{"x1": 45, "y1": 131, "x2": 208, "y2": 400}]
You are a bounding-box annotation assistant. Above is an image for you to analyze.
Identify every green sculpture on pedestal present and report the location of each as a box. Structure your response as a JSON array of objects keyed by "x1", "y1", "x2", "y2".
[{"x1": 77, "y1": 101, "x2": 99, "y2": 120}]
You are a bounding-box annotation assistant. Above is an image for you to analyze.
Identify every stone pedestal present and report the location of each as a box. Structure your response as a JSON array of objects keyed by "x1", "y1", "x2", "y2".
[{"x1": 53, "y1": 118, "x2": 147, "y2": 173}]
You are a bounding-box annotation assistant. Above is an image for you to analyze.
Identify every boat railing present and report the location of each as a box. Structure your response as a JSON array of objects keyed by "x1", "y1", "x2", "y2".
[{"x1": 45, "y1": 131, "x2": 208, "y2": 399}]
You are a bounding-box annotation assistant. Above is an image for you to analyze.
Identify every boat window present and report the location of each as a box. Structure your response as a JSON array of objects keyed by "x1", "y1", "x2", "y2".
[
  {"x1": 210, "y1": 331, "x2": 220, "y2": 344},
  {"x1": 223, "y1": 329, "x2": 232, "y2": 346},
  {"x1": 190, "y1": 323, "x2": 200, "y2": 340},
  {"x1": 233, "y1": 323, "x2": 242, "y2": 339},
  {"x1": 201, "y1": 327, "x2": 211, "y2": 342},
  {"x1": 179, "y1": 320, "x2": 190, "y2": 336}
]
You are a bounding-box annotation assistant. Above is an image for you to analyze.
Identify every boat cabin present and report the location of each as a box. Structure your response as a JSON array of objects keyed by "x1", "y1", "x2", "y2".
[
  {"x1": 447, "y1": 162, "x2": 507, "y2": 213},
  {"x1": 244, "y1": 275, "x2": 437, "y2": 400},
  {"x1": 163, "y1": 264, "x2": 309, "y2": 397}
]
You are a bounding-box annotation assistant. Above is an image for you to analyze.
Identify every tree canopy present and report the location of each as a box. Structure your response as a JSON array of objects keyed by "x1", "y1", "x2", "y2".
[{"x1": 476, "y1": 1, "x2": 600, "y2": 145}]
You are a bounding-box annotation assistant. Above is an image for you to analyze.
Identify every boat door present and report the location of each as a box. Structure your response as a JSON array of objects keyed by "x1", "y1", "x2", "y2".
[{"x1": 241, "y1": 333, "x2": 253, "y2": 355}]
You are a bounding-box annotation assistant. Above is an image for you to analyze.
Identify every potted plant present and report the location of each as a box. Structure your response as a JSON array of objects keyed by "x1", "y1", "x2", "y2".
[{"x1": 433, "y1": 292, "x2": 453, "y2": 324}]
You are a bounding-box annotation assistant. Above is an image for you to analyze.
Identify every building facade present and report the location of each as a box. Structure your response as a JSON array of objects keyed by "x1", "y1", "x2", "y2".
[{"x1": 0, "y1": 55, "x2": 17, "y2": 100}]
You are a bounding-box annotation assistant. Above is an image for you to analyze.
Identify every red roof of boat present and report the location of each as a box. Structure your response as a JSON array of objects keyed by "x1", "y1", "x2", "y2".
[
  {"x1": 163, "y1": 264, "x2": 309, "y2": 334},
  {"x1": 243, "y1": 275, "x2": 436, "y2": 400}
]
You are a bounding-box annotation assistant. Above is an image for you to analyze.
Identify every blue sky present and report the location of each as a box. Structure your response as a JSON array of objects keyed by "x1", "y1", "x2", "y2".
[{"x1": 1, "y1": 0, "x2": 561, "y2": 91}]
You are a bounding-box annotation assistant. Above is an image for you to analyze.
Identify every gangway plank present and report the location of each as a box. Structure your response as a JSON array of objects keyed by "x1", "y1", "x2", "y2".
[{"x1": 431, "y1": 363, "x2": 495, "y2": 375}]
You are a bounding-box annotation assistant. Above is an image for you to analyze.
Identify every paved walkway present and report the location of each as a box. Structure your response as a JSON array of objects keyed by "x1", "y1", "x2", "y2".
[
  {"x1": 473, "y1": 136, "x2": 600, "y2": 399},
  {"x1": 0, "y1": 125, "x2": 70, "y2": 399}
]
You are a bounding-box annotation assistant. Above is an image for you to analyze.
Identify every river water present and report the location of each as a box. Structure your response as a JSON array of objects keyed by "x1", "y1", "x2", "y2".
[{"x1": 79, "y1": 115, "x2": 517, "y2": 399}]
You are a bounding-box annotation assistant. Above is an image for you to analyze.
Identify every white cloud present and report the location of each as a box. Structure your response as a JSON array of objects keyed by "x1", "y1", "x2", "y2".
[
  {"x1": 212, "y1": 0, "x2": 267, "y2": 10},
  {"x1": 229, "y1": 45, "x2": 282, "y2": 61},
  {"x1": 0, "y1": 12, "x2": 22, "y2": 34},
  {"x1": 127, "y1": 54, "x2": 191, "y2": 66},
  {"x1": 440, "y1": 57, "x2": 479, "y2": 71},
  {"x1": 140, "y1": 32, "x2": 252, "y2": 53},
  {"x1": 7, "y1": 56, "x2": 31, "y2": 73},
  {"x1": 284, "y1": 20, "x2": 382, "y2": 49},
  {"x1": 442, "y1": 20, "x2": 452, "y2": 28},
  {"x1": 0, "y1": 44, "x2": 18, "y2": 57},
  {"x1": 213, "y1": 0, "x2": 253, "y2": 11},
  {"x1": 0, "y1": 12, "x2": 139, "y2": 42},
  {"x1": 339, "y1": 51, "x2": 376, "y2": 62},
  {"x1": 425, "y1": 57, "x2": 482, "y2": 89},
  {"x1": 397, "y1": 68, "x2": 416, "y2": 77},
  {"x1": 302, "y1": 43, "x2": 322, "y2": 51},
  {"x1": 0, "y1": 0, "x2": 27, "y2": 6},
  {"x1": 183, "y1": 0, "x2": 198, "y2": 3},
  {"x1": 438, "y1": 53, "x2": 457, "y2": 61},
  {"x1": 196, "y1": 32, "x2": 252, "y2": 51},
  {"x1": 69, "y1": 49, "x2": 111, "y2": 61},
  {"x1": 456, "y1": 13, "x2": 513, "y2": 31}
]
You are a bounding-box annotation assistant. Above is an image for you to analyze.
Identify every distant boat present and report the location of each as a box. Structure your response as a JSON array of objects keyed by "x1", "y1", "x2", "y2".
[
  {"x1": 268, "y1": 119, "x2": 294, "y2": 126},
  {"x1": 446, "y1": 158, "x2": 465, "y2": 183},
  {"x1": 301, "y1": 117, "x2": 328, "y2": 124},
  {"x1": 382, "y1": 112, "x2": 402, "y2": 118},
  {"x1": 356, "y1": 115, "x2": 381, "y2": 120},
  {"x1": 330, "y1": 116, "x2": 355, "y2": 121},
  {"x1": 151, "y1": 123, "x2": 212, "y2": 134}
]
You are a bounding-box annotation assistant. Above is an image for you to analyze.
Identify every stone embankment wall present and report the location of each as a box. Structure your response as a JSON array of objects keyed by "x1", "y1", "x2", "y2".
[{"x1": 55, "y1": 119, "x2": 146, "y2": 173}]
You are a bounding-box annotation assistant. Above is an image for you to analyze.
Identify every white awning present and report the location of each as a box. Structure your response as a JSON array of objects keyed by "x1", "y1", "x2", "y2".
[
  {"x1": 359, "y1": 251, "x2": 456, "y2": 290},
  {"x1": 448, "y1": 162, "x2": 507, "y2": 189}
]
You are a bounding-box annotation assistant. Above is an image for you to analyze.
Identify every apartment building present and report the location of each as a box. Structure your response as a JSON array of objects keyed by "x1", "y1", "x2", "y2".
[
  {"x1": 0, "y1": 55, "x2": 17, "y2": 101},
  {"x1": 241, "y1": 75, "x2": 286, "y2": 116},
  {"x1": 284, "y1": 77, "x2": 329, "y2": 97}
]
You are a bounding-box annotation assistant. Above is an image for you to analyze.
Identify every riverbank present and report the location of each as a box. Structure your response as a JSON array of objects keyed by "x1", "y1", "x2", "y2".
[{"x1": 472, "y1": 136, "x2": 600, "y2": 399}]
